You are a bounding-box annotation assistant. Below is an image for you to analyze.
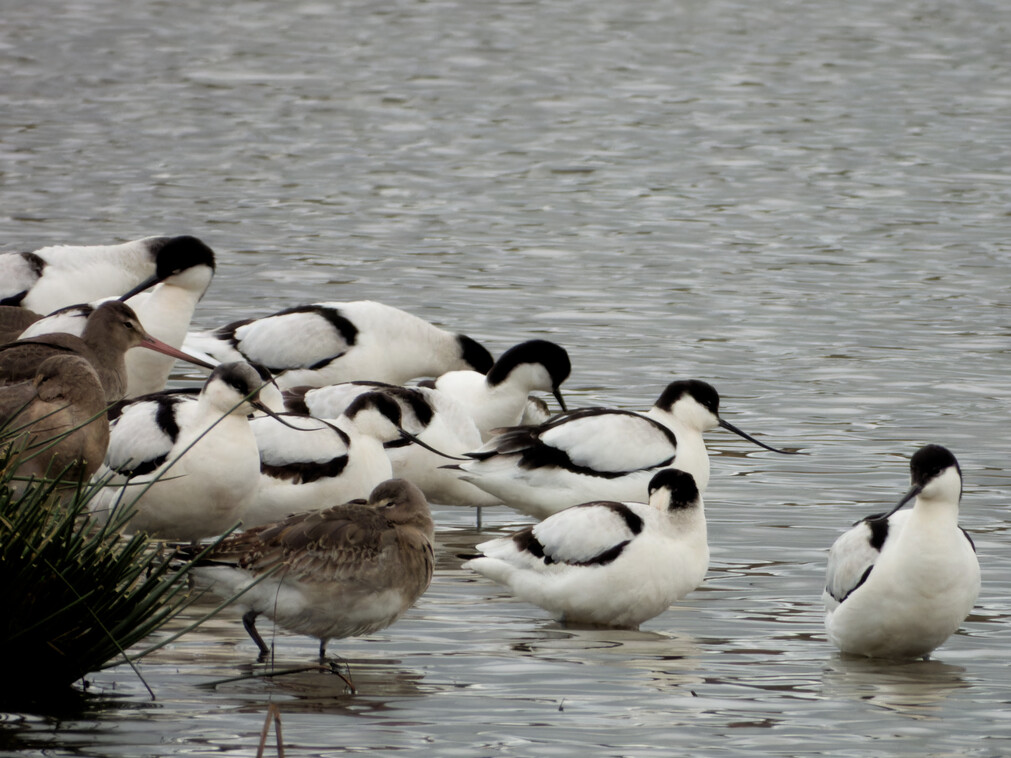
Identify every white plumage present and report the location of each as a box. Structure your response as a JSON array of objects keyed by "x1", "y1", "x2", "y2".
[
  {"x1": 90, "y1": 362, "x2": 265, "y2": 542},
  {"x1": 0, "y1": 235, "x2": 213, "y2": 315},
  {"x1": 183, "y1": 300, "x2": 493, "y2": 389},
  {"x1": 432, "y1": 339, "x2": 571, "y2": 441},
  {"x1": 240, "y1": 392, "x2": 413, "y2": 527},
  {"x1": 19, "y1": 243, "x2": 216, "y2": 397},
  {"x1": 823, "y1": 444, "x2": 980, "y2": 659},
  {"x1": 464, "y1": 468, "x2": 707, "y2": 629},
  {"x1": 287, "y1": 381, "x2": 501, "y2": 508}
]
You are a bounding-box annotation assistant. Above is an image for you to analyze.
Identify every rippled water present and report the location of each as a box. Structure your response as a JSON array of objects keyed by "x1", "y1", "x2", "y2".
[{"x1": 2, "y1": 0, "x2": 1010, "y2": 755}]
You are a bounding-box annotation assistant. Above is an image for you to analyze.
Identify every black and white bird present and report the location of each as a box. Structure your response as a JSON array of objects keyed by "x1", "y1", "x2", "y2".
[
  {"x1": 464, "y1": 468, "x2": 707, "y2": 629},
  {"x1": 431, "y1": 339, "x2": 571, "y2": 441},
  {"x1": 0, "y1": 235, "x2": 214, "y2": 315},
  {"x1": 186, "y1": 479, "x2": 435, "y2": 660},
  {"x1": 823, "y1": 444, "x2": 980, "y2": 659},
  {"x1": 183, "y1": 300, "x2": 494, "y2": 389},
  {"x1": 241, "y1": 391, "x2": 428, "y2": 527},
  {"x1": 19, "y1": 241, "x2": 216, "y2": 396},
  {"x1": 455, "y1": 379, "x2": 795, "y2": 520},
  {"x1": 287, "y1": 380, "x2": 501, "y2": 509},
  {"x1": 90, "y1": 362, "x2": 269, "y2": 542}
]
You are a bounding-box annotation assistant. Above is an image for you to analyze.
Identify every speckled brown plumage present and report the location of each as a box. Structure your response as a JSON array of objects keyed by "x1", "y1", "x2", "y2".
[{"x1": 190, "y1": 478, "x2": 435, "y2": 659}]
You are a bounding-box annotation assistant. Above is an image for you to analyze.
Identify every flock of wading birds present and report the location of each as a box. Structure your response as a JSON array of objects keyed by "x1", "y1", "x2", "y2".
[{"x1": 0, "y1": 234, "x2": 980, "y2": 667}]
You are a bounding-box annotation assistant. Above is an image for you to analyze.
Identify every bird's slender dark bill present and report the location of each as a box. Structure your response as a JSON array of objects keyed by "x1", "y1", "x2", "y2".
[
  {"x1": 718, "y1": 418, "x2": 798, "y2": 454},
  {"x1": 117, "y1": 273, "x2": 164, "y2": 303},
  {"x1": 553, "y1": 388, "x2": 567, "y2": 412},
  {"x1": 869, "y1": 483, "x2": 923, "y2": 522},
  {"x1": 399, "y1": 428, "x2": 470, "y2": 460},
  {"x1": 251, "y1": 401, "x2": 313, "y2": 431}
]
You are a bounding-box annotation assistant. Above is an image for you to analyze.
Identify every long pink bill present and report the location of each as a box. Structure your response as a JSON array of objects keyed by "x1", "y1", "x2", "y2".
[{"x1": 138, "y1": 334, "x2": 218, "y2": 370}]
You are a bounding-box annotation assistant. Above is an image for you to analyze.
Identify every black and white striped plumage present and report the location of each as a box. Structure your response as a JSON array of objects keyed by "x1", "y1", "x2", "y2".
[
  {"x1": 456, "y1": 379, "x2": 794, "y2": 520},
  {"x1": 18, "y1": 241, "x2": 215, "y2": 397},
  {"x1": 241, "y1": 391, "x2": 415, "y2": 527},
  {"x1": 287, "y1": 380, "x2": 500, "y2": 508},
  {"x1": 464, "y1": 468, "x2": 707, "y2": 629}
]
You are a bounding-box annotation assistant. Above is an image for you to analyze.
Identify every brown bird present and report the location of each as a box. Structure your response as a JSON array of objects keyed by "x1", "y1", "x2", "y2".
[
  {"x1": 187, "y1": 479, "x2": 435, "y2": 660},
  {"x1": 0, "y1": 354, "x2": 109, "y2": 484},
  {"x1": 0, "y1": 305, "x2": 43, "y2": 344},
  {"x1": 0, "y1": 300, "x2": 212, "y2": 402}
]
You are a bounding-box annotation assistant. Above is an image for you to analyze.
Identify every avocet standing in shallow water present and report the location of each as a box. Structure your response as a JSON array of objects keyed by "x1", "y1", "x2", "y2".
[
  {"x1": 184, "y1": 300, "x2": 494, "y2": 389},
  {"x1": 455, "y1": 379, "x2": 796, "y2": 520},
  {"x1": 242, "y1": 391, "x2": 445, "y2": 527},
  {"x1": 464, "y1": 468, "x2": 707, "y2": 629},
  {"x1": 823, "y1": 444, "x2": 980, "y2": 659}
]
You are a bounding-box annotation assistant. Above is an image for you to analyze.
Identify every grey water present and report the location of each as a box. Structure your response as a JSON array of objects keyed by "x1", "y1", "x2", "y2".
[{"x1": 2, "y1": 0, "x2": 1011, "y2": 754}]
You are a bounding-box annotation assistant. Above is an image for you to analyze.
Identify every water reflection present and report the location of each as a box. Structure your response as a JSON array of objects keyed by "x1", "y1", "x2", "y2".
[
  {"x1": 820, "y1": 656, "x2": 969, "y2": 718},
  {"x1": 202, "y1": 658, "x2": 432, "y2": 715},
  {"x1": 508, "y1": 625, "x2": 707, "y2": 692}
]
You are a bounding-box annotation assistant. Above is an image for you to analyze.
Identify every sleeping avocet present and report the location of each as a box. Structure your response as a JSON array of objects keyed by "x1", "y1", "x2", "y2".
[
  {"x1": 0, "y1": 235, "x2": 214, "y2": 315},
  {"x1": 183, "y1": 300, "x2": 494, "y2": 389},
  {"x1": 455, "y1": 379, "x2": 796, "y2": 520},
  {"x1": 185, "y1": 478, "x2": 434, "y2": 660},
  {"x1": 19, "y1": 243, "x2": 216, "y2": 397},
  {"x1": 464, "y1": 468, "x2": 706, "y2": 628},
  {"x1": 91, "y1": 362, "x2": 269, "y2": 542},
  {"x1": 0, "y1": 301, "x2": 212, "y2": 403},
  {"x1": 286, "y1": 381, "x2": 501, "y2": 508},
  {"x1": 431, "y1": 339, "x2": 571, "y2": 441},
  {"x1": 823, "y1": 444, "x2": 980, "y2": 659},
  {"x1": 242, "y1": 391, "x2": 440, "y2": 527}
]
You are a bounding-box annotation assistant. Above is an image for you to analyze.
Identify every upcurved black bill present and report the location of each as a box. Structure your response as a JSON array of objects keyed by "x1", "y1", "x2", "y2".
[
  {"x1": 398, "y1": 428, "x2": 469, "y2": 460},
  {"x1": 252, "y1": 401, "x2": 313, "y2": 431},
  {"x1": 869, "y1": 483, "x2": 923, "y2": 522},
  {"x1": 118, "y1": 273, "x2": 164, "y2": 303},
  {"x1": 719, "y1": 418, "x2": 798, "y2": 454}
]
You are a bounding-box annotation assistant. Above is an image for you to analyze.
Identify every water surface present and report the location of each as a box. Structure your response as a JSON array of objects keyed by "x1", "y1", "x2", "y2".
[{"x1": 2, "y1": 0, "x2": 1010, "y2": 755}]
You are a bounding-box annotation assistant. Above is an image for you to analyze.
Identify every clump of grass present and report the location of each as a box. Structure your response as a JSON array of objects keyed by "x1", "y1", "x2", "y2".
[{"x1": 0, "y1": 437, "x2": 203, "y2": 702}]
